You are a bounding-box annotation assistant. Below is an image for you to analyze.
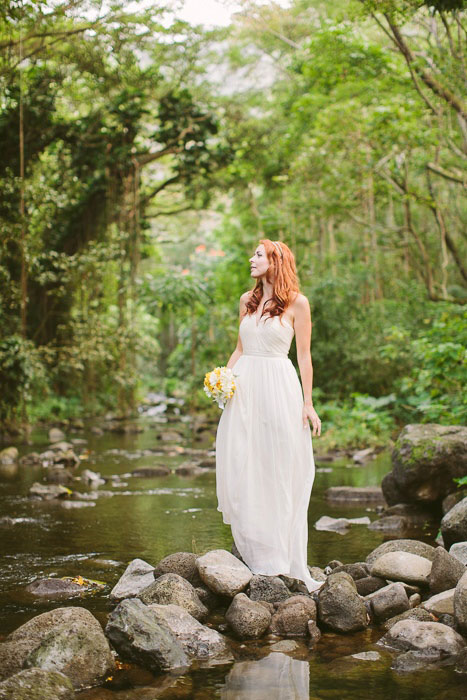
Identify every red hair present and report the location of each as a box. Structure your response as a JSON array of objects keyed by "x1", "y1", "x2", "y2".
[{"x1": 246, "y1": 239, "x2": 300, "y2": 323}]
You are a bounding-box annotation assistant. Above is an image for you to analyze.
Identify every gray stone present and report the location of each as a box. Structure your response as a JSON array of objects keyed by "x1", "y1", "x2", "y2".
[
  {"x1": 441, "y1": 497, "x2": 467, "y2": 548},
  {"x1": 0, "y1": 668, "x2": 74, "y2": 700},
  {"x1": 29, "y1": 483, "x2": 71, "y2": 500},
  {"x1": 225, "y1": 593, "x2": 271, "y2": 639},
  {"x1": 455, "y1": 647, "x2": 467, "y2": 674},
  {"x1": 454, "y1": 570, "x2": 467, "y2": 635},
  {"x1": 307, "y1": 620, "x2": 321, "y2": 645},
  {"x1": 194, "y1": 584, "x2": 220, "y2": 610},
  {"x1": 325, "y1": 486, "x2": 385, "y2": 503},
  {"x1": 196, "y1": 549, "x2": 252, "y2": 597},
  {"x1": 355, "y1": 576, "x2": 387, "y2": 597},
  {"x1": 139, "y1": 573, "x2": 208, "y2": 621},
  {"x1": 370, "y1": 551, "x2": 432, "y2": 585},
  {"x1": 131, "y1": 466, "x2": 170, "y2": 477},
  {"x1": 377, "y1": 620, "x2": 465, "y2": 656},
  {"x1": 45, "y1": 467, "x2": 73, "y2": 485},
  {"x1": 422, "y1": 589, "x2": 455, "y2": 616},
  {"x1": 317, "y1": 572, "x2": 368, "y2": 633},
  {"x1": 307, "y1": 566, "x2": 327, "y2": 582},
  {"x1": 110, "y1": 558, "x2": 155, "y2": 600},
  {"x1": 153, "y1": 552, "x2": 201, "y2": 585},
  {"x1": 368, "y1": 583, "x2": 410, "y2": 622},
  {"x1": 105, "y1": 598, "x2": 188, "y2": 672},
  {"x1": 428, "y1": 546, "x2": 465, "y2": 593},
  {"x1": 366, "y1": 539, "x2": 436, "y2": 567},
  {"x1": 331, "y1": 563, "x2": 369, "y2": 581},
  {"x1": 268, "y1": 595, "x2": 317, "y2": 637},
  {"x1": 390, "y1": 650, "x2": 443, "y2": 672},
  {"x1": 269, "y1": 640, "x2": 300, "y2": 653},
  {"x1": 0, "y1": 447, "x2": 19, "y2": 464},
  {"x1": 24, "y1": 578, "x2": 86, "y2": 599},
  {"x1": 351, "y1": 651, "x2": 381, "y2": 661},
  {"x1": 247, "y1": 575, "x2": 290, "y2": 604},
  {"x1": 449, "y1": 542, "x2": 467, "y2": 566},
  {"x1": 315, "y1": 515, "x2": 370, "y2": 532},
  {"x1": 409, "y1": 593, "x2": 421, "y2": 607},
  {"x1": 382, "y1": 606, "x2": 435, "y2": 631},
  {"x1": 49, "y1": 428, "x2": 66, "y2": 443}
]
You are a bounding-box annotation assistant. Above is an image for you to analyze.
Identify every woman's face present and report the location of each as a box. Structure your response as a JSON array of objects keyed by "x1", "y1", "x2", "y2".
[{"x1": 249, "y1": 244, "x2": 269, "y2": 279}]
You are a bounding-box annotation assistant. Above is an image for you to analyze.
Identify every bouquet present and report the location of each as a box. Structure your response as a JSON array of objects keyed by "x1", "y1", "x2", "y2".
[{"x1": 203, "y1": 366, "x2": 237, "y2": 409}]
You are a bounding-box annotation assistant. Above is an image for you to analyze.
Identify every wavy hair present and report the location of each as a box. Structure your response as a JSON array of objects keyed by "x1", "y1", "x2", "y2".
[{"x1": 245, "y1": 239, "x2": 300, "y2": 323}]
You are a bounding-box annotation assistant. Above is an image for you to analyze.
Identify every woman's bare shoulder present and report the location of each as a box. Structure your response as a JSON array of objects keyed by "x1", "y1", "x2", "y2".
[
  {"x1": 240, "y1": 290, "x2": 253, "y2": 302},
  {"x1": 290, "y1": 292, "x2": 310, "y2": 310}
]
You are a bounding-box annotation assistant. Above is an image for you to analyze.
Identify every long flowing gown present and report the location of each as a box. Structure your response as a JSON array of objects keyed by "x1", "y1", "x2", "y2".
[{"x1": 215, "y1": 311, "x2": 320, "y2": 593}]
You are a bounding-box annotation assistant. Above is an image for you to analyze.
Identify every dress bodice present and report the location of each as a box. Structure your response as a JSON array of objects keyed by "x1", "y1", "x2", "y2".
[{"x1": 239, "y1": 313, "x2": 294, "y2": 358}]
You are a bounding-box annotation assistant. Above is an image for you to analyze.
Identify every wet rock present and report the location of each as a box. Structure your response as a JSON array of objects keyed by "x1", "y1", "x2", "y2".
[
  {"x1": 268, "y1": 595, "x2": 317, "y2": 637},
  {"x1": 366, "y1": 539, "x2": 436, "y2": 567},
  {"x1": 450, "y1": 542, "x2": 467, "y2": 566},
  {"x1": 441, "y1": 497, "x2": 467, "y2": 548},
  {"x1": 454, "y1": 570, "x2": 467, "y2": 635},
  {"x1": 317, "y1": 571, "x2": 368, "y2": 633},
  {"x1": 159, "y1": 430, "x2": 183, "y2": 442},
  {"x1": 29, "y1": 483, "x2": 71, "y2": 500},
  {"x1": 3, "y1": 606, "x2": 114, "y2": 689},
  {"x1": 147, "y1": 603, "x2": 232, "y2": 660},
  {"x1": 377, "y1": 620, "x2": 465, "y2": 657},
  {"x1": 196, "y1": 549, "x2": 253, "y2": 597},
  {"x1": 80, "y1": 469, "x2": 105, "y2": 486},
  {"x1": 382, "y1": 606, "x2": 435, "y2": 631},
  {"x1": 247, "y1": 575, "x2": 291, "y2": 603},
  {"x1": 307, "y1": 620, "x2": 322, "y2": 645},
  {"x1": 353, "y1": 448, "x2": 376, "y2": 464},
  {"x1": 332, "y1": 563, "x2": 369, "y2": 581},
  {"x1": 455, "y1": 647, "x2": 467, "y2": 674},
  {"x1": 315, "y1": 515, "x2": 370, "y2": 532},
  {"x1": 0, "y1": 446, "x2": 18, "y2": 463},
  {"x1": 110, "y1": 558, "x2": 155, "y2": 600},
  {"x1": 428, "y1": 546, "x2": 466, "y2": 593},
  {"x1": 0, "y1": 668, "x2": 74, "y2": 700},
  {"x1": 269, "y1": 639, "x2": 300, "y2": 653},
  {"x1": 153, "y1": 551, "x2": 201, "y2": 585},
  {"x1": 49, "y1": 427, "x2": 66, "y2": 443},
  {"x1": 105, "y1": 599, "x2": 188, "y2": 672},
  {"x1": 24, "y1": 578, "x2": 86, "y2": 599},
  {"x1": 48, "y1": 441, "x2": 74, "y2": 452},
  {"x1": 45, "y1": 467, "x2": 73, "y2": 485},
  {"x1": 139, "y1": 573, "x2": 208, "y2": 621},
  {"x1": 366, "y1": 583, "x2": 410, "y2": 622},
  {"x1": 175, "y1": 462, "x2": 206, "y2": 476},
  {"x1": 19, "y1": 452, "x2": 41, "y2": 465},
  {"x1": 225, "y1": 593, "x2": 271, "y2": 639},
  {"x1": 367, "y1": 515, "x2": 410, "y2": 531},
  {"x1": 131, "y1": 466, "x2": 170, "y2": 477},
  {"x1": 422, "y1": 589, "x2": 455, "y2": 616},
  {"x1": 325, "y1": 486, "x2": 385, "y2": 502},
  {"x1": 355, "y1": 576, "x2": 387, "y2": 597},
  {"x1": 390, "y1": 649, "x2": 443, "y2": 672},
  {"x1": 370, "y1": 551, "x2": 432, "y2": 586}
]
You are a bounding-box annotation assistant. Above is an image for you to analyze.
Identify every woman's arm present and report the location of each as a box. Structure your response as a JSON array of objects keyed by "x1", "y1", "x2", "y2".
[
  {"x1": 293, "y1": 294, "x2": 322, "y2": 436},
  {"x1": 226, "y1": 292, "x2": 249, "y2": 369}
]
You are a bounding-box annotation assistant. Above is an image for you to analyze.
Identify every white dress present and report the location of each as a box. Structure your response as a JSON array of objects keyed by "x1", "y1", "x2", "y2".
[{"x1": 215, "y1": 311, "x2": 320, "y2": 593}]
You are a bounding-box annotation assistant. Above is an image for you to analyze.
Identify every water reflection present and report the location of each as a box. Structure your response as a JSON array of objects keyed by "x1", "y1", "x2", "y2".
[{"x1": 220, "y1": 653, "x2": 309, "y2": 700}]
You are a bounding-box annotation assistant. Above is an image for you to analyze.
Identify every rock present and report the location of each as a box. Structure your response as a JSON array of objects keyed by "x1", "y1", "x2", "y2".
[
  {"x1": 247, "y1": 575, "x2": 290, "y2": 603},
  {"x1": 24, "y1": 578, "x2": 86, "y2": 599},
  {"x1": 325, "y1": 560, "x2": 343, "y2": 570},
  {"x1": 409, "y1": 593, "x2": 421, "y2": 607},
  {"x1": 317, "y1": 572, "x2": 368, "y2": 633},
  {"x1": 48, "y1": 441, "x2": 74, "y2": 452},
  {"x1": 315, "y1": 515, "x2": 370, "y2": 532},
  {"x1": 377, "y1": 620, "x2": 465, "y2": 656},
  {"x1": 2, "y1": 606, "x2": 114, "y2": 689},
  {"x1": 0, "y1": 447, "x2": 19, "y2": 464},
  {"x1": 49, "y1": 428, "x2": 66, "y2": 443},
  {"x1": 231, "y1": 541, "x2": 245, "y2": 564},
  {"x1": 450, "y1": 542, "x2": 467, "y2": 566},
  {"x1": 175, "y1": 462, "x2": 206, "y2": 476},
  {"x1": 307, "y1": 620, "x2": 322, "y2": 645},
  {"x1": 194, "y1": 584, "x2": 220, "y2": 610},
  {"x1": 442, "y1": 491, "x2": 467, "y2": 514},
  {"x1": 268, "y1": 595, "x2": 317, "y2": 637},
  {"x1": 80, "y1": 469, "x2": 105, "y2": 485},
  {"x1": 367, "y1": 583, "x2": 410, "y2": 622},
  {"x1": 367, "y1": 515, "x2": 410, "y2": 531},
  {"x1": 325, "y1": 486, "x2": 385, "y2": 502},
  {"x1": 195, "y1": 549, "x2": 253, "y2": 597},
  {"x1": 269, "y1": 639, "x2": 300, "y2": 653},
  {"x1": 0, "y1": 668, "x2": 74, "y2": 700},
  {"x1": 105, "y1": 598, "x2": 188, "y2": 672},
  {"x1": 366, "y1": 539, "x2": 436, "y2": 567},
  {"x1": 355, "y1": 576, "x2": 387, "y2": 596},
  {"x1": 153, "y1": 552, "x2": 201, "y2": 585},
  {"x1": 139, "y1": 573, "x2": 208, "y2": 621},
  {"x1": 225, "y1": 593, "x2": 271, "y2": 639},
  {"x1": 307, "y1": 566, "x2": 327, "y2": 582},
  {"x1": 422, "y1": 589, "x2": 455, "y2": 616},
  {"x1": 110, "y1": 558, "x2": 155, "y2": 600},
  {"x1": 441, "y1": 497, "x2": 467, "y2": 548},
  {"x1": 455, "y1": 647, "x2": 467, "y2": 674},
  {"x1": 45, "y1": 467, "x2": 73, "y2": 485},
  {"x1": 352, "y1": 448, "x2": 376, "y2": 464},
  {"x1": 28, "y1": 483, "x2": 71, "y2": 500},
  {"x1": 370, "y1": 551, "x2": 432, "y2": 586},
  {"x1": 331, "y1": 563, "x2": 369, "y2": 581},
  {"x1": 382, "y1": 606, "x2": 435, "y2": 630},
  {"x1": 384, "y1": 424, "x2": 467, "y2": 506},
  {"x1": 428, "y1": 546, "x2": 465, "y2": 593},
  {"x1": 159, "y1": 430, "x2": 183, "y2": 442},
  {"x1": 454, "y1": 570, "x2": 467, "y2": 635},
  {"x1": 390, "y1": 650, "x2": 443, "y2": 672},
  {"x1": 131, "y1": 467, "x2": 170, "y2": 477},
  {"x1": 147, "y1": 603, "x2": 232, "y2": 660}
]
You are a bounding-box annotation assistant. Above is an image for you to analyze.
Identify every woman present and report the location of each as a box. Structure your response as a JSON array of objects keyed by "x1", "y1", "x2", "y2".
[{"x1": 215, "y1": 239, "x2": 323, "y2": 593}]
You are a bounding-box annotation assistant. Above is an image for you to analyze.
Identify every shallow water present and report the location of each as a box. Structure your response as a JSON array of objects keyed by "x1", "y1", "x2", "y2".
[{"x1": 0, "y1": 410, "x2": 460, "y2": 698}]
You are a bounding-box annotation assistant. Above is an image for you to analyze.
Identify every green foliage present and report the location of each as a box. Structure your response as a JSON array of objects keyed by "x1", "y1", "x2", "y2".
[{"x1": 0, "y1": 335, "x2": 46, "y2": 424}]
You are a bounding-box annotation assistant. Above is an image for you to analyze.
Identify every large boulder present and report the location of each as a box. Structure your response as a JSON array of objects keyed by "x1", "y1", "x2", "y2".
[
  {"x1": 153, "y1": 552, "x2": 201, "y2": 585},
  {"x1": 110, "y1": 558, "x2": 155, "y2": 600},
  {"x1": 365, "y1": 539, "x2": 436, "y2": 568},
  {"x1": 246, "y1": 575, "x2": 290, "y2": 603},
  {"x1": 422, "y1": 589, "x2": 456, "y2": 616},
  {"x1": 139, "y1": 573, "x2": 208, "y2": 621},
  {"x1": 1, "y1": 606, "x2": 114, "y2": 689},
  {"x1": 195, "y1": 549, "x2": 252, "y2": 597},
  {"x1": 268, "y1": 595, "x2": 317, "y2": 637},
  {"x1": 454, "y1": 570, "x2": 467, "y2": 635},
  {"x1": 225, "y1": 593, "x2": 271, "y2": 639},
  {"x1": 382, "y1": 606, "x2": 435, "y2": 631},
  {"x1": 105, "y1": 598, "x2": 188, "y2": 672},
  {"x1": 428, "y1": 546, "x2": 466, "y2": 593},
  {"x1": 369, "y1": 551, "x2": 432, "y2": 586},
  {"x1": 0, "y1": 668, "x2": 74, "y2": 700},
  {"x1": 317, "y1": 572, "x2": 368, "y2": 633},
  {"x1": 441, "y1": 498, "x2": 467, "y2": 548},
  {"x1": 383, "y1": 424, "x2": 467, "y2": 506},
  {"x1": 377, "y1": 620, "x2": 465, "y2": 657}
]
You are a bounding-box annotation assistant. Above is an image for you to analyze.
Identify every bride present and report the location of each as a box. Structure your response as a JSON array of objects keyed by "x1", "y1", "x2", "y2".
[{"x1": 215, "y1": 239, "x2": 323, "y2": 593}]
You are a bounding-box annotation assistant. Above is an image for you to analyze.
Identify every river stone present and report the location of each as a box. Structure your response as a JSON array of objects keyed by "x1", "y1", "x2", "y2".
[
  {"x1": 377, "y1": 620, "x2": 465, "y2": 657},
  {"x1": 428, "y1": 546, "x2": 466, "y2": 593},
  {"x1": 390, "y1": 649, "x2": 444, "y2": 672},
  {"x1": 247, "y1": 575, "x2": 291, "y2": 603},
  {"x1": 29, "y1": 483, "x2": 71, "y2": 500},
  {"x1": 422, "y1": 589, "x2": 456, "y2": 616},
  {"x1": 269, "y1": 640, "x2": 300, "y2": 653},
  {"x1": 449, "y1": 542, "x2": 467, "y2": 566},
  {"x1": 382, "y1": 606, "x2": 435, "y2": 631},
  {"x1": 307, "y1": 566, "x2": 327, "y2": 582},
  {"x1": 110, "y1": 558, "x2": 155, "y2": 600},
  {"x1": 370, "y1": 551, "x2": 432, "y2": 585},
  {"x1": 268, "y1": 595, "x2": 317, "y2": 637},
  {"x1": 225, "y1": 593, "x2": 271, "y2": 639},
  {"x1": 195, "y1": 549, "x2": 253, "y2": 597},
  {"x1": 153, "y1": 552, "x2": 201, "y2": 585},
  {"x1": 366, "y1": 539, "x2": 436, "y2": 567},
  {"x1": 355, "y1": 576, "x2": 387, "y2": 596},
  {"x1": 105, "y1": 598, "x2": 188, "y2": 672},
  {"x1": 385, "y1": 424, "x2": 467, "y2": 506},
  {"x1": 148, "y1": 603, "x2": 232, "y2": 660},
  {"x1": 139, "y1": 573, "x2": 208, "y2": 621},
  {"x1": 454, "y1": 570, "x2": 467, "y2": 635},
  {"x1": 367, "y1": 583, "x2": 410, "y2": 622},
  {"x1": 0, "y1": 668, "x2": 74, "y2": 700},
  {"x1": 456, "y1": 647, "x2": 467, "y2": 674},
  {"x1": 49, "y1": 428, "x2": 66, "y2": 443},
  {"x1": 317, "y1": 572, "x2": 367, "y2": 633},
  {"x1": 3, "y1": 606, "x2": 113, "y2": 689},
  {"x1": 194, "y1": 583, "x2": 221, "y2": 610},
  {"x1": 0, "y1": 446, "x2": 19, "y2": 463},
  {"x1": 131, "y1": 466, "x2": 170, "y2": 477},
  {"x1": 441, "y1": 497, "x2": 467, "y2": 548},
  {"x1": 331, "y1": 563, "x2": 369, "y2": 581},
  {"x1": 325, "y1": 486, "x2": 385, "y2": 503},
  {"x1": 24, "y1": 578, "x2": 85, "y2": 599}
]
